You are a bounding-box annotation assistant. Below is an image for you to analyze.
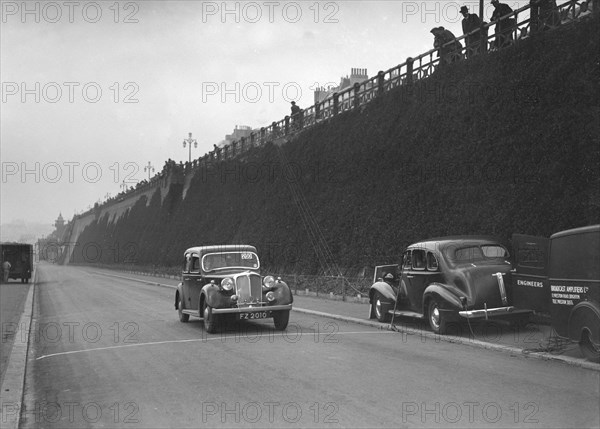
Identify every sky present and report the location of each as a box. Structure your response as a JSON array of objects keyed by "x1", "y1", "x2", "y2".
[{"x1": 1, "y1": 0, "x2": 530, "y2": 228}]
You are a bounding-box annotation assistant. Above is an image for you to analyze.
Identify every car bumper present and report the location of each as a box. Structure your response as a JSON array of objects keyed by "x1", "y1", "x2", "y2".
[
  {"x1": 212, "y1": 304, "x2": 293, "y2": 314},
  {"x1": 459, "y1": 306, "x2": 532, "y2": 319}
]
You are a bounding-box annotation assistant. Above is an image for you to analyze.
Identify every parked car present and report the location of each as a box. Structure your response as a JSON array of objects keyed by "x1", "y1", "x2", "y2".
[
  {"x1": 175, "y1": 245, "x2": 293, "y2": 333},
  {"x1": 512, "y1": 225, "x2": 599, "y2": 362},
  {"x1": 1, "y1": 243, "x2": 33, "y2": 283},
  {"x1": 369, "y1": 236, "x2": 532, "y2": 334}
]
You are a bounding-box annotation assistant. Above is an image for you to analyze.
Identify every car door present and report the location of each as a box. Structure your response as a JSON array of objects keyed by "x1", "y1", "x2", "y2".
[
  {"x1": 182, "y1": 253, "x2": 193, "y2": 309},
  {"x1": 511, "y1": 234, "x2": 550, "y2": 313},
  {"x1": 404, "y1": 248, "x2": 435, "y2": 313},
  {"x1": 188, "y1": 253, "x2": 202, "y2": 310}
]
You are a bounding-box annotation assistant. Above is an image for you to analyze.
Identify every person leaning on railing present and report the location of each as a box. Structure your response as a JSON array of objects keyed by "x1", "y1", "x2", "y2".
[
  {"x1": 531, "y1": 0, "x2": 561, "y2": 31},
  {"x1": 431, "y1": 26, "x2": 464, "y2": 65},
  {"x1": 490, "y1": 0, "x2": 516, "y2": 49}
]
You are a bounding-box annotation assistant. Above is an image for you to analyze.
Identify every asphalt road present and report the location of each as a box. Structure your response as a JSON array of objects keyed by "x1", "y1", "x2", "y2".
[{"x1": 12, "y1": 263, "x2": 600, "y2": 428}]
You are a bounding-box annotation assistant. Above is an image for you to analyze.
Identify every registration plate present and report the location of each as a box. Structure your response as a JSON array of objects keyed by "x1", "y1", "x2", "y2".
[{"x1": 239, "y1": 311, "x2": 269, "y2": 320}]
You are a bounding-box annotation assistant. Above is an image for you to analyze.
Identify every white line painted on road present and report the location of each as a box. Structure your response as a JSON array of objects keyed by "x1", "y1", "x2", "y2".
[{"x1": 35, "y1": 330, "x2": 394, "y2": 361}]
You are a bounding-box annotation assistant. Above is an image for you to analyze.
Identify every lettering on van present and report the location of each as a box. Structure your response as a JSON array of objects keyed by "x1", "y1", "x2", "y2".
[
  {"x1": 517, "y1": 280, "x2": 544, "y2": 288},
  {"x1": 550, "y1": 285, "x2": 589, "y2": 306}
]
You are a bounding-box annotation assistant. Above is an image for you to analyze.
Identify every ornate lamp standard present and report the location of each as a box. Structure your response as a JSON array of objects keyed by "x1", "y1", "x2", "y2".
[
  {"x1": 144, "y1": 161, "x2": 155, "y2": 180},
  {"x1": 183, "y1": 132, "x2": 198, "y2": 163}
]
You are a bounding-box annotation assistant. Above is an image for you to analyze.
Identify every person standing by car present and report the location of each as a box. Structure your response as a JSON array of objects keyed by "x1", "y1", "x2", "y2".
[
  {"x1": 461, "y1": 6, "x2": 483, "y2": 58},
  {"x1": 2, "y1": 260, "x2": 11, "y2": 283},
  {"x1": 490, "y1": 0, "x2": 515, "y2": 49}
]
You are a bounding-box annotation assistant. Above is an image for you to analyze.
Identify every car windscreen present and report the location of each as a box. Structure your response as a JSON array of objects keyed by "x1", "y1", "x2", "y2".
[
  {"x1": 202, "y1": 252, "x2": 260, "y2": 271},
  {"x1": 445, "y1": 244, "x2": 509, "y2": 264}
]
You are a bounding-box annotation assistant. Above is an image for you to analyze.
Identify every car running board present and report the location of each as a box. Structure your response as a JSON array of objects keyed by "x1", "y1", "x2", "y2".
[
  {"x1": 389, "y1": 310, "x2": 425, "y2": 319},
  {"x1": 182, "y1": 310, "x2": 202, "y2": 318}
]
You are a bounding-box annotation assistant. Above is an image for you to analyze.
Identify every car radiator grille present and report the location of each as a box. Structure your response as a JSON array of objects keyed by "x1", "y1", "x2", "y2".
[{"x1": 235, "y1": 274, "x2": 262, "y2": 305}]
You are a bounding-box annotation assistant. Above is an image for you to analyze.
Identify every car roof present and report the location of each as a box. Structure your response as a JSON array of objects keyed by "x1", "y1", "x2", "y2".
[
  {"x1": 550, "y1": 224, "x2": 600, "y2": 240},
  {"x1": 408, "y1": 236, "x2": 504, "y2": 251},
  {"x1": 183, "y1": 245, "x2": 257, "y2": 257}
]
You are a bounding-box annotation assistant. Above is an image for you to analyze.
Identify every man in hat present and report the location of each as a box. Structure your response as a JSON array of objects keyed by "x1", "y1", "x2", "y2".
[
  {"x1": 490, "y1": 0, "x2": 516, "y2": 49},
  {"x1": 461, "y1": 6, "x2": 483, "y2": 58}
]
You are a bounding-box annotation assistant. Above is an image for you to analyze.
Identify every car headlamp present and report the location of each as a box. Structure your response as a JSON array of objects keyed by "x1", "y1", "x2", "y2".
[
  {"x1": 221, "y1": 277, "x2": 234, "y2": 291},
  {"x1": 266, "y1": 291, "x2": 275, "y2": 302},
  {"x1": 263, "y1": 276, "x2": 275, "y2": 289}
]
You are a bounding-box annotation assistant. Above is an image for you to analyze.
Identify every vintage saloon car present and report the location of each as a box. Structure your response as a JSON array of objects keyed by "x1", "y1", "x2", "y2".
[
  {"x1": 175, "y1": 245, "x2": 293, "y2": 333},
  {"x1": 369, "y1": 237, "x2": 532, "y2": 334}
]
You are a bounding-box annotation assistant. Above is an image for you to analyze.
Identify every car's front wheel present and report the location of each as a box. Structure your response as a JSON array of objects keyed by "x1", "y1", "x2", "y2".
[
  {"x1": 202, "y1": 300, "x2": 218, "y2": 334},
  {"x1": 177, "y1": 294, "x2": 189, "y2": 323},
  {"x1": 373, "y1": 291, "x2": 391, "y2": 323},
  {"x1": 273, "y1": 310, "x2": 290, "y2": 330},
  {"x1": 428, "y1": 299, "x2": 447, "y2": 335}
]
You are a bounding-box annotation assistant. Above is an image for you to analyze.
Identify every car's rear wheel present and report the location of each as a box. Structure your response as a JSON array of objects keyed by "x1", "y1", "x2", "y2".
[
  {"x1": 373, "y1": 291, "x2": 391, "y2": 323},
  {"x1": 273, "y1": 310, "x2": 290, "y2": 330},
  {"x1": 580, "y1": 329, "x2": 600, "y2": 363},
  {"x1": 428, "y1": 299, "x2": 447, "y2": 335},
  {"x1": 177, "y1": 294, "x2": 189, "y2": 323},
  {"x1": 202, "y1": 300, "x2": 218, "y2": 334}
]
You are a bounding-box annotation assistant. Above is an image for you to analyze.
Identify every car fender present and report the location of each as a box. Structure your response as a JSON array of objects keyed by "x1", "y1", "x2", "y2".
[
  {"x1": 175, "y1": 282, "x2": 184, "y2": 309},
  {"x1": 369, "y1": 281, "x2": 397, "y2": 303},
  {"x1": 423, "y1": 283, "x2": 464, "y2": 313},
  {"x1": 202, "y1": 283, "x2": 227, "y2": 308},
  {"x1": 568, "y1": 300, "x2": 600, "y2": 344},
  {"x1": 272, "y1": 281, "x2": 293, "y2": 305}
]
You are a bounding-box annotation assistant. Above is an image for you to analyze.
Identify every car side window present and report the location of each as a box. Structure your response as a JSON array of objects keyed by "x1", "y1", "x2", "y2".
[
  {"x1": 427, "y1": 252, "x2": 439, "y2": 271},
  {"x1": 403, "y1": 251, "x2": 412, "y2": 269},
  {"x1": 191, "y1": 256, "x2": 200, "y2": 273},
  {"x1": 412, "y1": 249, "x2": 426, "y2": 270}
]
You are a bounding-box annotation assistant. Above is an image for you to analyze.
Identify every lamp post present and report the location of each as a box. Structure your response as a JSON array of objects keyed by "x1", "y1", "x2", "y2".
[
  {"x1": 144, "y1": 161, "x2": 155, "y2": 180},
  {"x1": 183, "y1": 132, "x2": 198, "y2": 163}
]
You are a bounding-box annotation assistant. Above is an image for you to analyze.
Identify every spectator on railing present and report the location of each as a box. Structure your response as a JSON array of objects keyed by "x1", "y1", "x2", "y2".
[
  {"x1": 491, "y1": 0, "x2": 516, "y2": 49},
  {"x1": 290, "y1": 101, "x2": 302, "y2": 131},
  {"x1": 431, "y1": 27, "x2": 464, "y2": 65},
  {"x1": 536, "y1": 0, "x2": 561, "y2": 30},
  {"x1": 461, "y1": 6, "x2": 484, "y2": 58}
]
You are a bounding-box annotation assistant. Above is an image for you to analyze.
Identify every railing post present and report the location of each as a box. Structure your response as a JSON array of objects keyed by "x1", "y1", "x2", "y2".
[
  {"x1": 530, "y1": 0, "x2": 539, "y2": 34},
  {"x1": 250, "y1": 132, "x2": 255, "y2": 148},
  {"x1": 341, "y1": 276, "x2": 346, "y2": 301},
  {"x1": 353, "y1": 83, "x2": 360, "y2": 109},
  {"x1": 284, "y1": 116, "x2": 290, "y2": 135},
  {"x1": 333, "y1": 92, "x2": 339, "y2": 116},
  {"x1": 377, "y1": 71, "x2": 385, "y2": 95},
  {"x1": 315, "y1": 102, "x2": 321, "y2": 120},
  {"x1": 260, "y1": 127, "x2": 266, "y2": 145},
  {"x1": 406, "y1": 58, "x2": 414, "y2": 85},
  {"x1": 479, "y1": 23, "x2": 488, "y2": 55}
]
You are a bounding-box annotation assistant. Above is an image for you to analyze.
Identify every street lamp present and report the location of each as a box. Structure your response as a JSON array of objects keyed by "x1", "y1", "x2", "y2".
[
  {"x1": 144, "y1": 161, "x2": 155, "y2": 180},
  {"x1": 183, "y1": 132, "x2": 198, "y2": 163}
]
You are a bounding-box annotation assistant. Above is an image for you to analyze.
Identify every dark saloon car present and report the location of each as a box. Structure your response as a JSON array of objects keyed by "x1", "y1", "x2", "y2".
[
  {"x1": 175, "y1": 245, "x2": 293, "y2": 333},
  {"x1": 369, "y1": 237, "x2": 532, "y2": 334}
]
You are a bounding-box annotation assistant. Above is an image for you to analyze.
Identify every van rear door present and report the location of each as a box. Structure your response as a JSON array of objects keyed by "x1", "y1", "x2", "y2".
[{"x1": 511, "y1": 234, "x2": 550, "y2": 313}]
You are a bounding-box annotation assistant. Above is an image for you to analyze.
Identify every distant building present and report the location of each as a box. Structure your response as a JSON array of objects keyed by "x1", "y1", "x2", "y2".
[
  {"x1": 314, "y1": 68, "x2": 369, "y2": 104},
  {"x1": 214, "y1": 125, "x2": 254, "y2": 150},
  {"x1": 53, "y1": 213, "x2": 66, "y2": 240}
]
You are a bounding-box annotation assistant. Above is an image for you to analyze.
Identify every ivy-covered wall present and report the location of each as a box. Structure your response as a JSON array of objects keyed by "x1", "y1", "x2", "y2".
[{"x1": 70, "y1": 18, "x2": 599, "y2": 275}]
